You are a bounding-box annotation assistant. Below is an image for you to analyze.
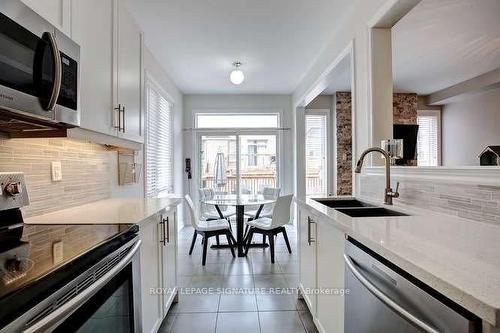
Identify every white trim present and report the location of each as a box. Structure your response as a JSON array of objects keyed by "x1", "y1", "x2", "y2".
[{"x1": 363, "y1": 166, "x2": 500, "y2": 185}]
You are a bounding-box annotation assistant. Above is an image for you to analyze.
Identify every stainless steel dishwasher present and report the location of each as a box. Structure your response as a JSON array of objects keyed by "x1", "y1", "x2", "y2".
[{"x1": 344, "y1": 238, "x2": 481, "y2": 333}]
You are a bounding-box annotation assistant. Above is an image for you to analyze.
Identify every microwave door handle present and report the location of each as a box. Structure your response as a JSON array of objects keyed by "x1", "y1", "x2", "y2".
[
  {"x1": 343, "y1": 254, "x2": 441, "y2": 333},
  {"x1": 24, "y1": 239, "x2": 142, "y2": 333},
  {"x1": 43, "y1": 32, "x2": 62, "y2": 111}
]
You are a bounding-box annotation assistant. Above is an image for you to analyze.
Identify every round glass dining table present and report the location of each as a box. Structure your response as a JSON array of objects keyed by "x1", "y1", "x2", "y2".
[{"x1": 202, "y1": 194, "x2": 275, "y2": 257}]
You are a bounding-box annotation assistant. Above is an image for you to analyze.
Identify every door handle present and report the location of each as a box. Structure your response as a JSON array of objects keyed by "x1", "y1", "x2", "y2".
[
  {"x1": 43, "y1": 32, "x2": 62, "y2": 111},
  {"x1": 343, "y1": 254, "x2": 440, "y2": 333},
  {"x1": 307, "y1": 217, "x2": 316, "y2": 246}
]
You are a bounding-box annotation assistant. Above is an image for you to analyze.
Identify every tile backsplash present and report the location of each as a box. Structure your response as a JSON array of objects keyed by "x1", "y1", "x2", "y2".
[
  {"x1": 360, "y1": 174, "x2": 500, "y2": 224},
  {"x1": 0, "y1": 138, "x2": 113, "y2": 217}
]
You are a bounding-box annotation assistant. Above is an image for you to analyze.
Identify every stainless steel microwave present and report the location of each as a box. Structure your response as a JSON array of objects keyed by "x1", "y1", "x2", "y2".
[{"x1": 0, "y1": 0, "x2": 80, "y2": 133}]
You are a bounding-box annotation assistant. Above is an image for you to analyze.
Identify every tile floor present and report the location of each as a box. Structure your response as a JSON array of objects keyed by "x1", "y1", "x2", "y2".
[{"x1": 158, "y1": 224, "x2": 318, "y2": 333}]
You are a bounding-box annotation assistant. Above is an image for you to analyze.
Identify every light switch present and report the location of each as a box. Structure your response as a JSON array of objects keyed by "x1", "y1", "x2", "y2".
[
  {"x1": 53, "y1": 241, "x2": 64, "y2": 264},
  {"x1": 51, "y1": 161, "x2": 62, "y2": 181}
]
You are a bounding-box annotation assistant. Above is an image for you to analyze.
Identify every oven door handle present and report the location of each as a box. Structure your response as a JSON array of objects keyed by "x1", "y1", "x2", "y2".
[
  {"x1": 43, "y1": 32, "x2": 62, "y2": 111},
  {"x1": 25, "y1": 239, "x2": 142, "y2": 333},
  {"x1": 343, "y1": 254, "x2": 440, "y2": 333}
]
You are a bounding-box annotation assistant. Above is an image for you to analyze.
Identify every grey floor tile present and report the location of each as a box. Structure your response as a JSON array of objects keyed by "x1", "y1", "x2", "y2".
[
  {"x1": 298, "y1": 311, "x2": 319, "y2": 333},
  {"x1": 170, "y1": 313, "x2": 217, "y2": 333},
  {"x1": 176, "y1": 294, "x2": 221, "y2": 313},
  {"x1": 259, "y1": 311, "x2": 306, "y2": 333},
  {"x1": 222, "y1": 275, "x2": 255, "y2": 288},
  {"x1": 158, "y1": 313, "x2": 177, "y2": 333},
  {"x1": 252, "y1": 262, "x2": 282, "y2": 275},
  {"x1": 254, "y1": 274, "x2": 288, "y2": 288},
  {"x1": 219, "y1": 294, "x2": 258, "y2": 312},
  {"x1": 225, "y1": 260, "x2": 253, "y2": 275},
  {"x1": 216, "y1": 312, "x2": 260, "y2": 333},
  {"x1": 189, "y1": 275, "x2": 225, "y2": 288},
  {"x1": 279, "y1": 262, "x2": 299, "y2": 274},
  {"x1": 256, "y1": 293, "x2": 300, "y2": 311}
]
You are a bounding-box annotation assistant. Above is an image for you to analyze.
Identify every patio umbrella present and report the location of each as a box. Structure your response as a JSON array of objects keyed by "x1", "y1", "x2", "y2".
[{"x1": 214, "y1": 149, "x2": 227, "y2": 190}]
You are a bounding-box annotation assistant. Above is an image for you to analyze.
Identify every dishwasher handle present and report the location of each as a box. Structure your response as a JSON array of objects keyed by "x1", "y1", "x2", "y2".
[{"x1": 343, "y1": 254, "x2": 441, "y2": 333}]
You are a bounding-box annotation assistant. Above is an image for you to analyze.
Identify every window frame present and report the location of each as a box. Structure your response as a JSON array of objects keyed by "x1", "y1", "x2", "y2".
[
  {"x1": 194, "y1": 112, "x2": 281, "y2": 129},
  {"x1": 417, "y1": 109, "x2": 442, "y2": 167},
  {"x1": 144, "y1": 73, "x2": 175, "y2": 197}
]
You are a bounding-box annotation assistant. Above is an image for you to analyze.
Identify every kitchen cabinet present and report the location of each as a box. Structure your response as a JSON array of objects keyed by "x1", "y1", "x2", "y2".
[
  {"x1": 115, "y1": 1, "x2": 143, "y2": 143},
  {"x1": 298, "y1": 204, "x2": 346, "y2": 333},
  {"x1": 139, "y1": 207, "x2": 178, "y2": 333},
  {"x1": 71, "y1": 0, "x2": 115, "y2": 136},
  {"x1": 21, "y1": 0, "x2": 71, "y2": 35},
  {"x1": 298, "y1": 206, "x2": 317, "y2": 315},
  {"x1": 316, "y1": 219, "x2": 345, "y2": 333},
  {"x1": 159, "y1": 208, "x2": 178, "y2": 315}
]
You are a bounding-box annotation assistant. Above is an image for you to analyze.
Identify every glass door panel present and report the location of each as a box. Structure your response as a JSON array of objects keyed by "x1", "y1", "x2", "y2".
[
  {"x1": 239, "y1": 135, "x2": 277, "y2": 195},
  {"x1": 200, "y1": 135, "x2": 237, "y2": 194}
]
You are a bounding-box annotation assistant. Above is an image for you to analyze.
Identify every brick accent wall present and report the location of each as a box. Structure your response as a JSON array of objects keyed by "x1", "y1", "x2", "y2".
[
  {"x1": 393, "y1": 93, "x2": 418, "y2": 124},
  {"x1": 336, "y1": 92, "x2": 352, "y2": 195},
  {"x1": 360, "y1": 175, "x2": 500, "y2": 225},
  {"x1": 0, "y1": 138, "x2": 113, "y2": 217}
]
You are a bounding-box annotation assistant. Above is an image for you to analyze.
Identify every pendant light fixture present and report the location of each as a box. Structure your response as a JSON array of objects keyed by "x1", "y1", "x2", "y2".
[{"x1": 230, "y1": 62, "x2": 245, "y2": 85}]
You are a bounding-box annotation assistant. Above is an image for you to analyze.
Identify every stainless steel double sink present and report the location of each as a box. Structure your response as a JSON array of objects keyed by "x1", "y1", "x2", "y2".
[{"x1": 312, "y1": 198, "x2": 409, "y2": 217}]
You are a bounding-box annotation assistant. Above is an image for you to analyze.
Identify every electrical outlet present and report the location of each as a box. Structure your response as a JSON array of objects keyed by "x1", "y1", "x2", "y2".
[
  {"x1": 53, "y1": 241, "x2": 64, "y2": 264},
  {"x1": 51, "y1": 161, "x2": 62, "y2": 181}
]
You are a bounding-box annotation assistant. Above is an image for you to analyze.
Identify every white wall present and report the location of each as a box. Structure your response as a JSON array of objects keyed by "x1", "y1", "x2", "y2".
[
  {"x1": 292, "y1": 0, "x2": 389, "y2": 196},
  {"x1": 442, "y1": 87, "x2": 500, "y2": 166},
  {"x1": 183, "y1": 94, "x2": 294, "y2": 217},
  {"x1": 143, "y1": 47, "x2": 185, "y2": 227}
]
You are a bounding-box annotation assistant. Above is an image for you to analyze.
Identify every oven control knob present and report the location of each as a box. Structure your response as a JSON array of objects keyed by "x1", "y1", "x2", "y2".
[{"x1": 4, "y1": 182, "x2": 22, "y2": 196}]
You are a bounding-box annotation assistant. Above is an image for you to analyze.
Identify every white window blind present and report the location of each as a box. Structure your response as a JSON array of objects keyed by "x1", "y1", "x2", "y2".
[
  {"x1": 305, "y1": 114, "x2": 327, "y2": 195},
  {"x1": 146, "y1": 80, "x2": 173, "y2": 197},
  {"x1": 417, "y1": 112, "x2": 439, "y2": 166}
]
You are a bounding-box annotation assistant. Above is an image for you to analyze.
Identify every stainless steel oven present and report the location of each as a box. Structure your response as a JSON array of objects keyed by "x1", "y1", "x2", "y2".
[
  {"x1": 0, "y1": 232, "x2": 142, "y2": 333},
  {"x1": 0, "y1": 0, "x2": 80, "y2": 132}
]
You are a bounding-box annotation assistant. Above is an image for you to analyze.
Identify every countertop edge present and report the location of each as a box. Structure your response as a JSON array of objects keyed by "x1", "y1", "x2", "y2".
[{"x1": 296, "y1": 198, "x2": 499, "y2": 327}]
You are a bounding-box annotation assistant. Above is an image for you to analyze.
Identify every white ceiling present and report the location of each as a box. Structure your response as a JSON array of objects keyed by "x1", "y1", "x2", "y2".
[
  {"x1": 393, "y1": 0, "x2": 500, "y2": 95},
  {"x1": 124, "y1": 0, "x2": 358, "y2": 94}
]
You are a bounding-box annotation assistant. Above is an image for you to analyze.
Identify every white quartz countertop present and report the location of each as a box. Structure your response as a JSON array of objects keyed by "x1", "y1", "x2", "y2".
[
  {"x1": 299, "y1": 196, "x2": 500, "y2": 327},
  {"x1": 24, "y1": 197, "x2": 182, "y2": 225}
]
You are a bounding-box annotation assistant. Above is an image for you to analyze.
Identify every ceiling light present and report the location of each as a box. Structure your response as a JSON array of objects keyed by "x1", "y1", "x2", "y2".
[{"x1": 230, "y1": 62, "x2": 245, "y2": 85}]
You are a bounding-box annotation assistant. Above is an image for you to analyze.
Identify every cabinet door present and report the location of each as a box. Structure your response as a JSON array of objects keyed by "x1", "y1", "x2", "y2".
[
  {"x1": 160, "y1": 208, "x2": 178, "y2": 317},
  {"x1": 116, "y1": 2, "x2": 143, "y2": 143},
  {"x1": 298, "y1": 207, "x2": 317, "y2": 315},
  {"x1": 71, "y1": 0, "x2": 115, "y2": 136},
  {"x1": 21, "y1": 0, "x2": 71, "y2": 35},
  {"x1": 316, "y1": 219, "x2": 345, "y2": 333},
  {"x1": 139, "y1": 214, "x2": 163, "y2": 333}
]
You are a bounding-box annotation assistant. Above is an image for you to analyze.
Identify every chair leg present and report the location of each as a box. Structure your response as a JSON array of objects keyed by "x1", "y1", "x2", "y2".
[
  {"x1": 282, "y1": 228, "x2": 292, "y2": 254},
  {"x1": 226, "y1": 231, "x2": 236, "y2": 258},
  {"x1": 244, "y1": 225, "x2": 249, "y2": 239},
  {"x1": 189, "y1": 231, "x2": 198, "y2": 255},
  {"x1": 245, "y1": 229, "x2": 254, "y2": 255},
  {"x1": 262, "y1": 234, "x2": 266, "y2": 244},
  {"x1": 268, "y1": 232, "x2": 275, "y2": 264},
  {"x1": 202, "y1": 234, "x2": 208, "y2": 266},
  {"x1": 216, "y1": 235, "x2": 220, "y2": 246}
]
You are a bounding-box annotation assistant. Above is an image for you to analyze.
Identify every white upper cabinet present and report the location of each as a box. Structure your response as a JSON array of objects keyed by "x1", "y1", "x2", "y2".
[
  {"x1": 71, "y1": 0, "x2": 115, "y2": 136},
  {"x1": 115, "y1": 1, "x2": 144, "y2": 143},
  {"x1": 21, "y1": 0, "x2": 71, "y2": 35}
]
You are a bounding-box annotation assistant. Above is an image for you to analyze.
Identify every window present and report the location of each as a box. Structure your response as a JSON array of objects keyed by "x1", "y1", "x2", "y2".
[
  {"x1": 417, "y1": 110, "x2": 441, "y2": 166},
  {"x1": 247, "y1": 140, "x2": 268, "y2": 166},
  {"x1": 145, "y1": 79, "x2": 173, "y2": 197},
  {"x1": 196, "y1": 113, "x2": 279, "y2": 128},
  {"x1": 305, "y1": 113, "x2": 328, "y2": 195}
]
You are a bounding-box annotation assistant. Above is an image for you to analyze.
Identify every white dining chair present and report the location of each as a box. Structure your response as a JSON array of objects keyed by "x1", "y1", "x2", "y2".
[
  {"x1": 244, "y1": 194, "x2": 293, "y2": 263},
  {"x1": 185, "y1": 195, "x2": 236, "y2": 265}
]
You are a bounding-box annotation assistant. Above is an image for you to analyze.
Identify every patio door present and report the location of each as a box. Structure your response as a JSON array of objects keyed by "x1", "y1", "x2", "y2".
[{"x1": 199, "y1": 133, "x2": 278, "y2": 195}]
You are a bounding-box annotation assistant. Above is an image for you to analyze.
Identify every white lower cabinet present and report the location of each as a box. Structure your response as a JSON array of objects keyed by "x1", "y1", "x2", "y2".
[
  {"x1": 298, "y1": 205, "x2": 345, "y2": 333},
  {"x1": 139, "y1": 207, "x2": 178, "y2": 333}
]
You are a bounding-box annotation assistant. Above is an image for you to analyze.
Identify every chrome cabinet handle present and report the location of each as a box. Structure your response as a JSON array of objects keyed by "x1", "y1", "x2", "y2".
[
  {"x1": 343, "y1": 254, "x2": 440, "y2": 333},
  {"x1": 43, "y1": 32, "x2": 62, "y2": 111},
  {"x1": 121, "y1": 105, "x2": 126, "y2": 133},
  {"x1": 307, "y1": 217, "x2": 316, "y2": 246},
  {"x1": 114, "y1": 104, "x2": 122, "y2": 131},
  {"x1": 159, "y1": 216, "x2": 166, "y2": 246},
  {"x1": 25, "y1": 239, "x2": 141, "y2": 333},
  {"x1": 165, "y1": 216, "x2": 170, "y2": 244}
]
